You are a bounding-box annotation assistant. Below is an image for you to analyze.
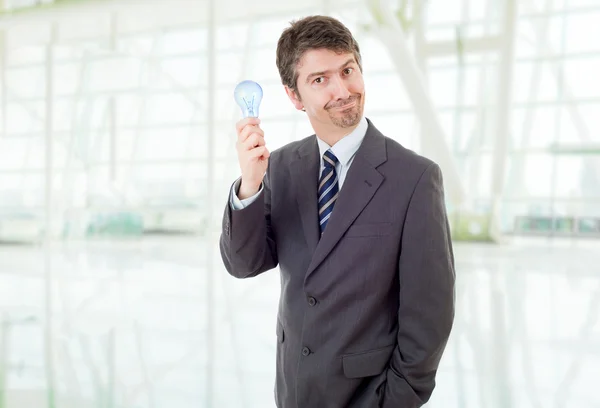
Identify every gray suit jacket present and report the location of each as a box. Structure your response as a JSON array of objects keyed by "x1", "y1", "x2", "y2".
[{"x1": 219, "y1": 118, "x2": 455, "y2": 408}]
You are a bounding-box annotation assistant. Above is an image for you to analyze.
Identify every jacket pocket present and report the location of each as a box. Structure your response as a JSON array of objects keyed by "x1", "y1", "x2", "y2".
[
  {"x1": 342, "y1": 344, "x2": 395, "y2": 379},
  {"x1": 345, "y1": 222, "x2": 393, "y2": 237}
]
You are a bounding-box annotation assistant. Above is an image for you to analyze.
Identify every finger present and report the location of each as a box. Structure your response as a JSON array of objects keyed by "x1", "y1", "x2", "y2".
[
  {"x1": 236, "y1": 117, "x2": 261, "y2": 134},
  {"x1": 235, "y1": 117, "x2": 260, "y2": 134},
  {"x1": 238, "y1": 125, "x2": 264, "y2": 144},
  {"x1": 237, "y1": 132, "x2": 264, "y2": 151},
  {"x1": 248, "y1": 146, "x2": 269, "y2": 159},
  {"x1": 242, "y1": 134, "x2": 265, "y2": 150}
]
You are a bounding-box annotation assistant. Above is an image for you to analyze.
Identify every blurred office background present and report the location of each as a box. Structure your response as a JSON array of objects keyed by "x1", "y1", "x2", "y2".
[{"x1": 0, "y1": 0, "x2": 599, "y2": 406}]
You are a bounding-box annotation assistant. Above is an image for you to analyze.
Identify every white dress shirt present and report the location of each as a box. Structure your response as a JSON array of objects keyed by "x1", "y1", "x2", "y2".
[{"x1": 230, "y1": 116, "x2": 368, "y2": 210}]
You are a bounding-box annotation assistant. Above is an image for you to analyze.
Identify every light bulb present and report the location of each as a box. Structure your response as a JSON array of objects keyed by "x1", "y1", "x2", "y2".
[{"x1": 234, "y1": 80, "x2": 263, "y2": 118}]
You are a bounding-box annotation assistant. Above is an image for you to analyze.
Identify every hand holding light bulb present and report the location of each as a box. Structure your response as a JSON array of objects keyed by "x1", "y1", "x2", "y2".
[{"x1": 233, "y1": 80, "x2": 269, "y2": 199}]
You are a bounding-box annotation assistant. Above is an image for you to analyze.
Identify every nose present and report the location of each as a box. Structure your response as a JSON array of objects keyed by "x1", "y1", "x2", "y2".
[{"x1": 331, "y1": 75, "x2": 350, "y2": 100}]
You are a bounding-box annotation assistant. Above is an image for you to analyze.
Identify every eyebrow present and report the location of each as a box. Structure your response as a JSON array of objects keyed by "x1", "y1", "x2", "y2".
[{"x1": 305, "y1": 58, "x2": 356, "y2": 84}]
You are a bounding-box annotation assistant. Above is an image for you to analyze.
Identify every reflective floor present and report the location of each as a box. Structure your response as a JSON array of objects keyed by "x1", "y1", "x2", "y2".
[{"x1": 0, "y1": 235, "x2": 598, "y2": 407}]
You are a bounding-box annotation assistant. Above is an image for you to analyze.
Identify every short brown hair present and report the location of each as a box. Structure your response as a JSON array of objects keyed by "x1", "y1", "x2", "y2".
[{"x1": 276, "y1": 15, "x2": 362, "y2": 92}]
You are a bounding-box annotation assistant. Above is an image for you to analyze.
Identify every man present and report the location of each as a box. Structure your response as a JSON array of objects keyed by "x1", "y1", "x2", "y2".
[{"x1": 219, "y1": 15, "x2": 455, "y2": 408}]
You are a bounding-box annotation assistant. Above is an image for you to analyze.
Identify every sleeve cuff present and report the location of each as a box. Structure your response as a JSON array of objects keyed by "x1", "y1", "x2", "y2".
[{"x1": 230, "y1": 178, "x2": 263, "y2": 210}]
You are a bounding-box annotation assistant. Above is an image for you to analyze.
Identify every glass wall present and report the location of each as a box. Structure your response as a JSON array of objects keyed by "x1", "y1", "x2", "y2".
[{"x1": 2, "y1": 0, "x2": 598, "y2": 242}]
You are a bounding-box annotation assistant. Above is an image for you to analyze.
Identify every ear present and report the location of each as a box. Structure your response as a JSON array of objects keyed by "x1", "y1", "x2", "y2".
[{"x1": 285, "y1": 86, "x2": 304, "y2": 111}]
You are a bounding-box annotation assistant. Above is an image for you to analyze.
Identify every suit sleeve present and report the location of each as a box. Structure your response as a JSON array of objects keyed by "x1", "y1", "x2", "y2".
[
  {"x1": 381, "y1": 162, "x2": 456, "y2": 407},
  {"x1": 219, "y1": 160, "x2": 278, "y2": 279}
]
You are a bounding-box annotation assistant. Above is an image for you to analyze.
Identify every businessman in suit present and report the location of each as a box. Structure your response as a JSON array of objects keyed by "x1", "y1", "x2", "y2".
[{"x1": 219, "y1": 15, "x2": 455, "y2": 408}]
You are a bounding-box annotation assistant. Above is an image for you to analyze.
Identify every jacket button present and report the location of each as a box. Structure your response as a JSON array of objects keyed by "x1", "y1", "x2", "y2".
[
  {"x1": 307, "y1": 296, "x2": 317, "y2": 306},
  {"x1": 301, "y1": 347, "x2": 311, "y2": 356}
]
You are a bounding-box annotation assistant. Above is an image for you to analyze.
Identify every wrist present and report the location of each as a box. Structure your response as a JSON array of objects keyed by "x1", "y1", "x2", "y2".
[{"x1": 238, "y1": 179, "x2": 260, "y2": 200}]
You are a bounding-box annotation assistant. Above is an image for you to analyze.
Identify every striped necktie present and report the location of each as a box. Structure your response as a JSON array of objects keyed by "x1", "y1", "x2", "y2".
[{"x1": 318, "y1": 149, "x2": 339, "y2": 234}]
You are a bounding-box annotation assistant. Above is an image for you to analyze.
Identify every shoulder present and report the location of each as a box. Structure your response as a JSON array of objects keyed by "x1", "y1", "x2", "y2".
[
  {"x1": 370, "y1": 121, "x2": 440, "y2": 180},
  {"x1": 268, "y1": 133, "x2": 315, "y2": 165},
  {"x1": 386, "y1": 137, "x2": 437, "y2": 171}
]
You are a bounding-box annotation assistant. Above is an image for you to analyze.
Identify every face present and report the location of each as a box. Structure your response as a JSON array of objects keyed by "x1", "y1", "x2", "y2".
[{"x1": 285, "y1": 48, "x2": 365, "y2": 134}]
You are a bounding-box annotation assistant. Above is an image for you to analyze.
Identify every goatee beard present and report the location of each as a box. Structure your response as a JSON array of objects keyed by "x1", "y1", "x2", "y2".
[{"x1": 327, "y1": 95, "x2": 362, "y2": 128}]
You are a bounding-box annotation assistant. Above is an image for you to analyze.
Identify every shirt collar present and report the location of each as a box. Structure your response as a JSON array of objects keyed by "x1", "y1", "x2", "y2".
[{"x1": 316, "y1": 116, "x2": 368, "y2": 167}]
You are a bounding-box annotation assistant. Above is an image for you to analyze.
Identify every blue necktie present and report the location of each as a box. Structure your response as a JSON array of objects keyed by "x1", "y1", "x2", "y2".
[{"x1": 318, "y1": 150, "x2": 339, "y2": 234}]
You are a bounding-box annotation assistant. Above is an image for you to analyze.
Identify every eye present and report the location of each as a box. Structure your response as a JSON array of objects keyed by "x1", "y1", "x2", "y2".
[
  {"x1": 343, "y1": 67, "x2": 353, "y2": 75},
  {"x1": 314, "y1": 77, "x2": 324, "y2": 84}
]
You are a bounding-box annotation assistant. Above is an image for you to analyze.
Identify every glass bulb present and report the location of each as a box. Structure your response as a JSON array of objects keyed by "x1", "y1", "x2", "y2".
[{"x1": 234, "y1": 80, "x2": 263, "y2": 118}]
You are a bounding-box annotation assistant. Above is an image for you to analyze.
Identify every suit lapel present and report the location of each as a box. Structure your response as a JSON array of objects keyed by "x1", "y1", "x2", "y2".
[
  {"x1": 290, "y1": 136, "x2": 321, "y2": 256},
  {"x1": 305, "y1": 119, "x2": 387, "y2": 278}
]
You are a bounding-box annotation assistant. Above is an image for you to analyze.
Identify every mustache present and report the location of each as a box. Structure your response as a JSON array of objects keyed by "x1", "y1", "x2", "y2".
[{"x1": 325, "y1": 95, "x2": 360, "y2": 110}]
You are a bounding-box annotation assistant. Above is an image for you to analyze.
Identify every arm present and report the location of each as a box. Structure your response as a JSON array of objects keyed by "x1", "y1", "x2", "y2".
[
  {"x1": 381, "y1": 162, "x2": 456, "y2": 407},
  {"x1": 219, "y1": 162, "x2": 278, "y2": 279}
]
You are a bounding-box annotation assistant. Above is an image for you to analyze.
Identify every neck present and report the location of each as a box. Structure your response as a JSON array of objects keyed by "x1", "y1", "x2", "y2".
[{"x1": 311, "y1": 120, "x2": 360, "y2": 147}]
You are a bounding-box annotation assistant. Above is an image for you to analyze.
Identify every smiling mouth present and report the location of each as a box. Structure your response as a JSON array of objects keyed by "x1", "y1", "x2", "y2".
[
  {"x1": 327, "y1": 96, "x2": 359, "y2": 111},
  {"x1": 333, "y1": 101, "x2": 356, "y2": 110}
]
